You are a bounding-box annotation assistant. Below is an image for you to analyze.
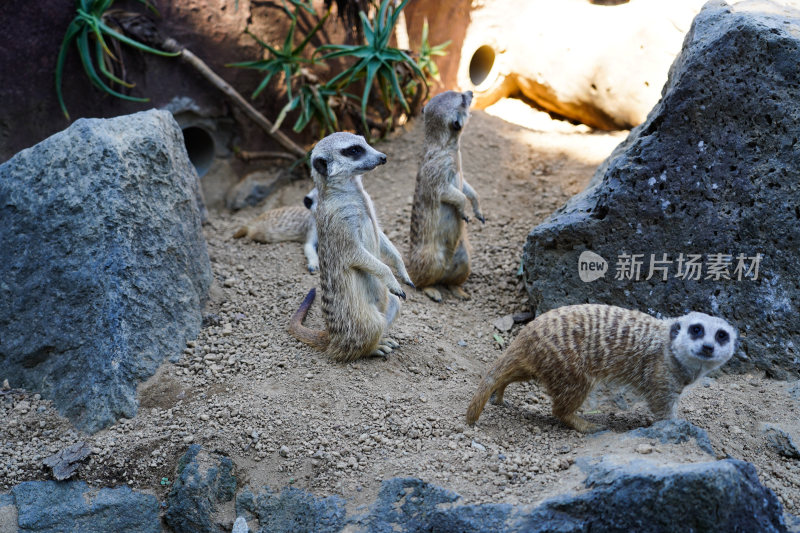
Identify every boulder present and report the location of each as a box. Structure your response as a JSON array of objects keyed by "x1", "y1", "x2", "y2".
[
  {"x1": 10, "y1": 481, "x2": 159, "y2": 533},
  {"x1": 0, "y1": 109, "x2": 212, "y2": 432},
  {"x1": 523, "y1": 0, "x2": 800, "y2": 377},
  {"x1": 519, "y1": 457, "x2": 787, "y2": 532},
  {"x1": 165, "y1": 445, "x2": 238, "y2": 533}
]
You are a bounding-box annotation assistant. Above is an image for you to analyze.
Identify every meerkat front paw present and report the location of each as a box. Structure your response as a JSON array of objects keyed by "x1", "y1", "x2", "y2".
[
  {"x1": 308, "y1": 263, "x2": 318, "y2": 274},
  {"x1": 462, "y1": 214, "x2": 471, "y2": 223},
  {"x1": 475, "y1": 211, "x2": 485, "y2": 224},
  {"x1": 388, "y1": 282, "x2": 407, "y2": 300}
]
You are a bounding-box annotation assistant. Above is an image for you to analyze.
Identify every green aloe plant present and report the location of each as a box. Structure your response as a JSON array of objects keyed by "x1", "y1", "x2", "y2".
[
  {"x1": 56, "y1": 0, "x2": 180, "y2": 120},
  {"x1": 417, "y1": 19, "x2": 450, "y2": 82},
  {"x1": 228, "y1": 1, "x2": 330, "y2": 100},
  {"x1": 318, "y1": 0, "x2": 425, "y2": 138}
]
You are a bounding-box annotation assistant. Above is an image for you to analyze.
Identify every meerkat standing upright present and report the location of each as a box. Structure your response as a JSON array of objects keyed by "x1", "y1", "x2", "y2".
[
  {"x1": 408, "y1": 90, "x2": 484, "y2": 302},
  {"x1": 289, "y1": 132, "x2": 414, "y2": 362},
  {"x1": 233, "y1": 188, "x2": 320, "y2": 272},
  {"x1": 466, "y1": 304, "x2": 737, "y2": 433}
]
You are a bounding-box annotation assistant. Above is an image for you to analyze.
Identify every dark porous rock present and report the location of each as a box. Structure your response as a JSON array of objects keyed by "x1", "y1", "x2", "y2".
[
  {"x1": 522, "y1": 1, "x2": 800, "y2": 378},
  {"x1": 11, "y1": 480, "x2": 159, "y2": 533},
  {"x1": 763, "y1": 424, "x2": 800, "y2": 459},
  {"x1": 165, "y1": 445, "x2": 237, "y2": 533},
  {"x1": 353, "y1": 478, "x2": 513, "y2": 533},
  {"x1": 225, "y1": 458, "x2": 785, "y2": 532},
  {"x1": 236, "y1": 486, "x2": 347, "y2": 533},
  {"x1": 0, "y1": 109, "x2": 212, "y2": 432},
  {"x1": 627, "y1": 419, "x2": 714, "y2": 455},
  {"x1": 519, "y1": 457, "x2": 787, "y2": 533}
]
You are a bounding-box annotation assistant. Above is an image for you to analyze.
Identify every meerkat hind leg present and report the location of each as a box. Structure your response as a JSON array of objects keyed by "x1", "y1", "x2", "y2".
[
  {"x1": 423, "y1": 286, "x2": 443, "y2": 302},
  {"x1": 371, "y1": 294, "x2": 401, "y2": 357},
  {"x1": 551, "y1": 381, "x2": 600, "y2": 433},
  {"x1": 448, "y1": 285, "x2": 471, "y2": 300}
]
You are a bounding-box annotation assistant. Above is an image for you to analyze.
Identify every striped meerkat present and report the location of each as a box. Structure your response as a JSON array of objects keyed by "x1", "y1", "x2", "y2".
[
  {"x1": 289, "y1": 132, "x2": 414, "y2": 362},
  {"x1": 408, "y1": 90, "x2": 484, "y2": 302},
  {"x1": 233, "y1": 188, "x2": 320, "y2": 273},
  {"x1": 466, "y1": 304, "x2": 736, "y2": 433}
]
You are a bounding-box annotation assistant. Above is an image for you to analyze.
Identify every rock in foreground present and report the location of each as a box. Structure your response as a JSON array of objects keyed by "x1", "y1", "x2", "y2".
[
  {"x1": 0, "y1": 109, "x2": 212, "y2": 432},
  {"x1": 523, "y1": 1, "x2": 800, "y2": 377}
]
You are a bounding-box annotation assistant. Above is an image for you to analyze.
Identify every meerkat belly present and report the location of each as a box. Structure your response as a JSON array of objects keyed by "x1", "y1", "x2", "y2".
[{"x1": 434, "y1": 202, "x2": 462, "y2": 250}]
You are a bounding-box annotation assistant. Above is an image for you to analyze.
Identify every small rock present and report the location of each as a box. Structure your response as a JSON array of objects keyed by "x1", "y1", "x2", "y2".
[
  {"x1": 471, "y1": 440, "x2": 486, "y2": 452},
  {"x1": 1, "y1": 378, "x2": 9, "y2": 390},
  {"x1": 493, "y1": 315, "x2": 514, "y2": 332},
  {"x1": 636, "y1": 443, "x2": 654, "y2": 454},
  {"x1": 182, "y1": 435, "x2": 194, "y2": 444},
  {"x1": 457, "y1": 340, "x2": 468, "y2": 347},
  {"x1": 232, "y1": 516, "x2": 249, "y2": 533},
  {"x1": 223, "y1": 277, "x2": 236, "y2": 288},
  {"x1": 279, "y1": 445, "x2": 290, "y2": 458},
  {"x1": 14, "y1": 400, "x2": 30, "y2": 413}
]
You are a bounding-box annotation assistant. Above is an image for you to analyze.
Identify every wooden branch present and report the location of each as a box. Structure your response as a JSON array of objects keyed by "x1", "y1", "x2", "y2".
[
  {"x1": 161, "y1": 38, "x2": 307, "y2": 159},
  {"x1": 236, "y1": 150, "x2": 298, "y2": 162}
]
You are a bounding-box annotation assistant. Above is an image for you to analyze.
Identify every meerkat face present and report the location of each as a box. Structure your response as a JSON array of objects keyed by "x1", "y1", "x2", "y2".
[
  {"x1": 669, "y1": 312, "x2": 737, "y2": 374},
  {"x1": 422, "y1": 90, "x2": 473, "y2": 141},
  {"x1": 303, "y1": 187, "x2": 319, "y2": 212},
  {"x1": 310, "y1": 132, "x2": 387, "y2": 186}
]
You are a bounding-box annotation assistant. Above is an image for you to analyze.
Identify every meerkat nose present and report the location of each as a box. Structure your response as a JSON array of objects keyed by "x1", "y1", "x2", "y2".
[
  {"x1": 700, "y1": 345, "x2": 714, "y2": 357},
  {"x1": 378, "y1": 154, "x2": 387, "y2": 165}
]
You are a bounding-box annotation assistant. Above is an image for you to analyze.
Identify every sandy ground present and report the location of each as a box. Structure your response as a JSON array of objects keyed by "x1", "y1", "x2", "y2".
[{"x1": 2, "y1": 104, "x2": 799, "y2": 521}]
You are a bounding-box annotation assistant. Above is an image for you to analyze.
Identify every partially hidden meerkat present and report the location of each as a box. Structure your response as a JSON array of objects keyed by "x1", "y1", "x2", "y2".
[
  {"x1": 289, "y1": 132, "x2": 415, "y2": 362},
  {"x1": 408, "y1": 90, "x2": 484, "y2": 302},
  {"x1": 466, "y1": 304, "x2": 736, "y2": 433},
  {"x1": 233, "y1": 188, "x2": 320, "y2": 273}
]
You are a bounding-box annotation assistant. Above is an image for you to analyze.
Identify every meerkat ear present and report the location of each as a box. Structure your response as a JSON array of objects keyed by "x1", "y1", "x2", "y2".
[
  {"x1": 312, "y1": 157, "x2": 328, "y2": 177},
  {"x1": 670, "y1": 322, "x2": 681, "y2": 340}
]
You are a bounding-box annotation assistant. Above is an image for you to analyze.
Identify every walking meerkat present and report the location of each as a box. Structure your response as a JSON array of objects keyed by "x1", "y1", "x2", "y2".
[
  {"x1": 408, "y1": 90, "x2": 484, "y2": 302},
  {"x1": 233, "y1": 188, "x2": 320, "y2": 273},
  {"x1": 466, "y1": 304, "x2": 736, "y2": 433},
  {"x1": 289, "y1": 132, "x2": 414, "y2": 362}
]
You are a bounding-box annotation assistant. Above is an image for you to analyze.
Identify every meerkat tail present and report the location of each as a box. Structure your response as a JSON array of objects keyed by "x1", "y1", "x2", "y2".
[
  {"x1": 233, "y1": 226, "x2": 248, "y2": 239},
  {"x1": 466, "y1": 372, "x2": 499, "y2": 426},
  {"x1": 288, "y1": 288, "x2": 329, "y2": 350}
]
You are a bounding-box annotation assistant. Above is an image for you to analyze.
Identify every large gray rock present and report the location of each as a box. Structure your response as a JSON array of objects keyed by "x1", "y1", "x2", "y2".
[
  {"x1": 229, "y1": 459, "x2": 785, "y2": 532},
  {"x1": 10, "y1": 480, "x2": 159, "y2": 533},
  {"x1": 523, "y1": 0, "x2": 800, "y2": 377},
  {"x1": 0, "y1": 109, "x2": 212, "y2": 432},
  {"x1": 519, "y1": 457, "x2": 787, "y2": 532}
]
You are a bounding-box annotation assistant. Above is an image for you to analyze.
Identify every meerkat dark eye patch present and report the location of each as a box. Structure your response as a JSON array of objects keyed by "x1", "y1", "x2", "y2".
[
  {"x1": 689, "y1": 324, "x2": 704, "y2": 339},
  {"x1": 341, "y1": 145, "x2": 365, "y2": 159},
  {"x1": 303, "y1": 196, "x2": 313, "y2": 209},
  {"x1": 670, "y1": 322, "x2": 680, "y2": 339},
  {"x1": 312, "y1": 157, "x2": 328, "y2": 177},
  {"x1": 452, "y1": 118, "x2": 463, "y2": 131},
  {"x1": 715, "y1": 329, "x2": 730, "y2": 345}
]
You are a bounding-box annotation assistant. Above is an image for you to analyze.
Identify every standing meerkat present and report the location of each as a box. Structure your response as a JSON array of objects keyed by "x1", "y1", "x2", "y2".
[
  {"x1": 466, "y1": 304, "x2": 736, "y2": 433},
  {"x1": 289, "y1": 132, "x2": 414, "y2": 362},
  {"x1": 408, "y1": 90, "x2": 484, "y2": 302},
  {"x1": 233, "y1": 188, "x2": 320, "y2": 273}
]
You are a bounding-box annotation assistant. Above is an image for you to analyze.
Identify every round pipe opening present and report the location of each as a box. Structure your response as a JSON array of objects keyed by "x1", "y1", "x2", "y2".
[
  {"x1": 469, "y1": 45, "x2": 496, "y2": 87},
  {"x1": 181, "y1": 126, "x2": 215, "y2": 178}
]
